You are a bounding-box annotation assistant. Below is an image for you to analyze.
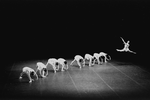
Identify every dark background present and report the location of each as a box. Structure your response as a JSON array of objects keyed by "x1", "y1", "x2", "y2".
[
  {"x1": 1, "y1": 1, "x2": 150, "y2": 100},
  {"x1": 1, "y1": 0, "x2": 150, "y2": 71}
]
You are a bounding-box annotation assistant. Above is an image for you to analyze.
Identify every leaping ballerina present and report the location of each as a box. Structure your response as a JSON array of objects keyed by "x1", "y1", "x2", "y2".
[{"x1": 116, "y1": 37, "x2": 136, "y2": 54}]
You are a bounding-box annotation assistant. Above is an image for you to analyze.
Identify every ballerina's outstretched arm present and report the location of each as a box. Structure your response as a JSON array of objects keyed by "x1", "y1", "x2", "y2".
[{"x1": 120, "y1": 37, "x2": 126, "y2": 44}]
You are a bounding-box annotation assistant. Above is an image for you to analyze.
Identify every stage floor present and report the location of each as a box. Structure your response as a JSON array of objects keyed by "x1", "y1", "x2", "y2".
[{"x1": 4, "y1": 60, "x2": 150, "y2": 100}]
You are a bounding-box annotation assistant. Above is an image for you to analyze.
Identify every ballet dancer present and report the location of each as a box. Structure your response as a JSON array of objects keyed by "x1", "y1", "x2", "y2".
[
  {"x1": 46, "y1": 58, "x2": 59, "y2": 73},
  {"x1": 116, "y1": 37, "x2": 136, "y2": 54},
  {"x1": 57, "y1": 58, "x2": 68, "y2": 71},
  {"x1": 99, "y1": 52, "x2": 111, "y2": 63},
  {"x1": 19, "y1": 67, "x2": 38, "y2": 83},
  {"x1": 83, "y1": 54, "x2": 94, "y2": 67},
  {"x1": 93, "y1": 53, "x2": 101, "y2": 65},
  {"x1": 36, "y1": 62, "x2": 48, "y2": 78},
  {"x1": 70, "y1": 55, "x2": 84, "y2": 69}
]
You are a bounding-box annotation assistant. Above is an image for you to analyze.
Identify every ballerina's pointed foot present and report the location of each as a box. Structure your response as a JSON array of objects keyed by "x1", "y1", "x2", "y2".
[
  {"x1": 29, "y1": 79, "x2": 34, "y2": 83},
  {"x1": 42, "y1": 75, "x2": 46, "y2": 78}
]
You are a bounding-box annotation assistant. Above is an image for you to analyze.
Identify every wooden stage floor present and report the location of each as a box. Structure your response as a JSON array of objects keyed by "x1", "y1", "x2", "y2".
[{"x1": 4, "y1": 60, "x2": 150, "y2": 100}]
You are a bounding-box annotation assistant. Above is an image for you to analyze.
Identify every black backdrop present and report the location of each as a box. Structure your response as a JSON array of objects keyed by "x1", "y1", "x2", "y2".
[
  {"x1": 1, "y1": 0, "x2": 150, "y2": 68},
  {"x1": 1, "y1": 1, "x2": 150, "y2": 97}
]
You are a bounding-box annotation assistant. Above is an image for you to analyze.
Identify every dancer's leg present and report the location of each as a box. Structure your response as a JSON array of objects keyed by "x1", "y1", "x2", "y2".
[
  {"x1": 77, "y1": 61, "x2": 82, "y2": 69},
  {"x1": 19, "y1": 72, "x2": 24, "y2": 79},
  {"x1": 89, "y1": 59, "x2": 92, "y2": 67},
  {"x1": 70, "y1": 59, "x2": 75, "y2": 65}
]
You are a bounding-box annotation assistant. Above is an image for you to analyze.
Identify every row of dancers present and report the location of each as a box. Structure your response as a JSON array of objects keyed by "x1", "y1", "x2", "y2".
[
  {"x1": 70, "y1": 52, "x2": 111, "y2": 69},
  {"x1": 19, "y1": 58, "x2": 68, "y2": 83},
  {"x1": 19, "y1": 52, "x2": 111, "y2": 83}
]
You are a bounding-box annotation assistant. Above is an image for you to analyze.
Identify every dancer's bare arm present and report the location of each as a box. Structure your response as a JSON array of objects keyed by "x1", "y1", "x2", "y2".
[{"x1": 120, "y1": 37, "x2": 126, "y2": 44}]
